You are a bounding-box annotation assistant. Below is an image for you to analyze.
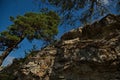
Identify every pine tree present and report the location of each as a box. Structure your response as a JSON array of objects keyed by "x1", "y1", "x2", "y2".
[{"x1": 0, "y1": 11, "x2": 60, "y2": 66}]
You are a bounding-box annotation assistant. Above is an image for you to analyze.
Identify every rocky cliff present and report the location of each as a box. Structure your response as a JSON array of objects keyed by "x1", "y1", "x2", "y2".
[{"x1": 0, "y1": 14, "x2": 120, "y2": 80}]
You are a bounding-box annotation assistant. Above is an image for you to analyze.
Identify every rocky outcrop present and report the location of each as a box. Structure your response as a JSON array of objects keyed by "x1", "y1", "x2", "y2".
[
  {"x1": 0, "y1": 14, "x2": 120, "y2": 80},
  {"x1": 61, "y1": 27, "x2": 82, "y2": 40}
]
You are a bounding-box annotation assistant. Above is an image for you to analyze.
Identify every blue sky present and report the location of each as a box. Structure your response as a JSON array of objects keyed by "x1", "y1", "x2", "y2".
[
  {"x1": 0, "y1": 0, "x2": 76, "y2": 66},
  {"x1": 0, "y1": 0, "x2": 39, "y2": 31}
]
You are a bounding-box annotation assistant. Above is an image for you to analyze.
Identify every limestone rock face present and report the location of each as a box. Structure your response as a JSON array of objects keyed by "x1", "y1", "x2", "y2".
[
  {"x1": 0, "y1": 14, "x2": 120, "y2": 80},
  {"x1": 61, "y1": 27, "x2": 82, "y2": 40}
]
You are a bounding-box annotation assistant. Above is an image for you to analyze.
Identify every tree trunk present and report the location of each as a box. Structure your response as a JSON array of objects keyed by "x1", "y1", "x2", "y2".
[
  {"x1": 0, "y1": 47, "x2": 15, "y2": 66},
  {"x1": 0, "y1": 38, "x2": 24, "y2": 66}
]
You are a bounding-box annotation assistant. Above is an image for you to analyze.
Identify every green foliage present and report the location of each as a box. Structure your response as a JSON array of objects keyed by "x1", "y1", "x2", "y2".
[
  {"x1": 10, "y1": 11, "x2": 60, "y2": 41},
  {"x1": 0, "y1": 11, "x2": 60, "y2": 48},
  {"x1": 10, "y1": 16, "x2": 14, "y2": 21},
  {"x1": 0, "y1": 11, "x2": 60, "y2": 65},
  {"x1": 1, "y1": 31, "x2": 20, "y2": 41}
]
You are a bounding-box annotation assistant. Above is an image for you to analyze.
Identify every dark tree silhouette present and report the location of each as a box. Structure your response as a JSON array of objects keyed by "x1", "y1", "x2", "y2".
[{"x1": 39, "y1": 0, "x2": 120, "y2": 25}]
